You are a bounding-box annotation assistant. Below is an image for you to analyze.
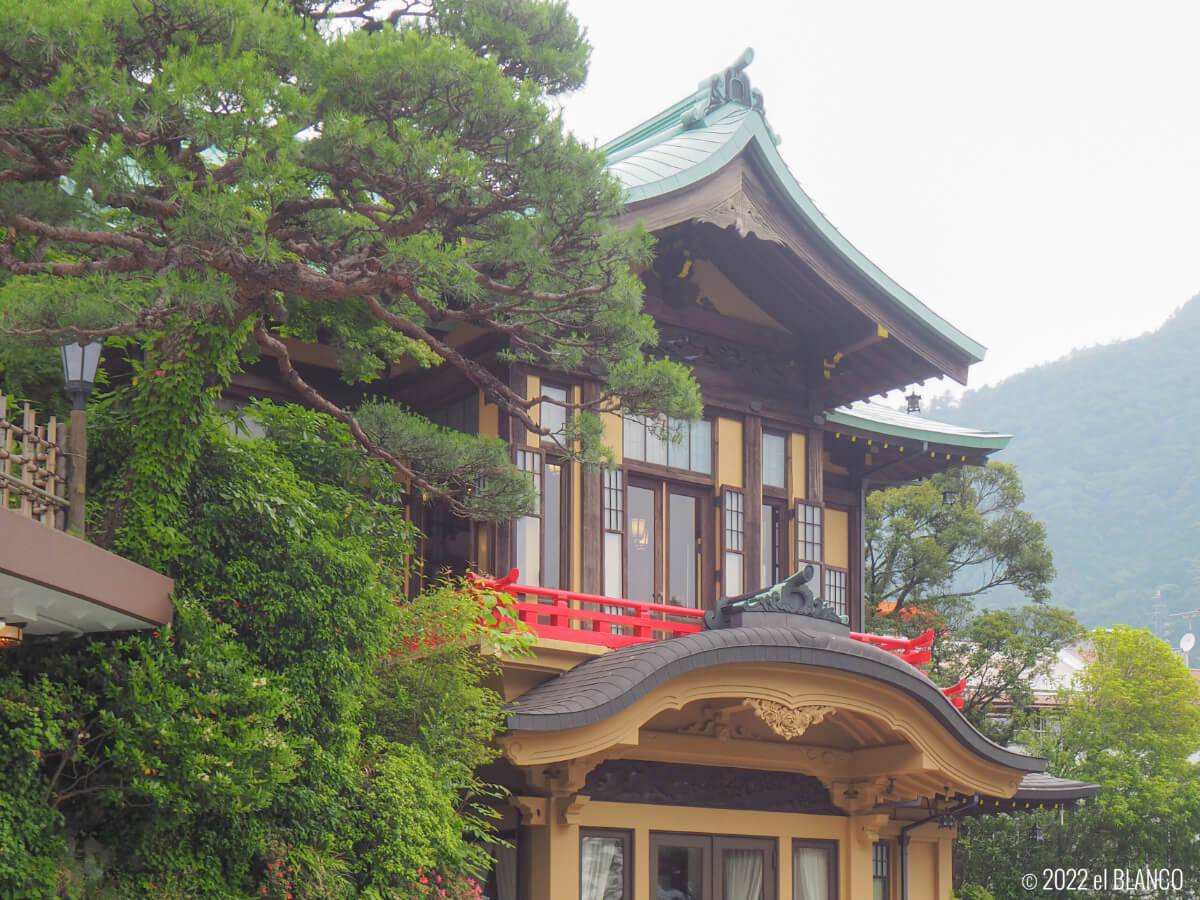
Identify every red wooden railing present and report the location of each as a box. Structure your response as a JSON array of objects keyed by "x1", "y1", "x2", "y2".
[
  {"x1": 471, "y1": 569, "x2": 705, "y2": 649},
  {"x1": 472, "y1": 572, "x2": 965, "y2": 707}
]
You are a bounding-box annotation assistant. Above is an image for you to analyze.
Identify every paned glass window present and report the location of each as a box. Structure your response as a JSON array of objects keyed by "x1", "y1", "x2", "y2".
[
  {"x1": 797, "y1": 503, "x2": 823, "y2": 563},
  {"x1": 602, "y1": 468, "x2": 624, "y2": 599},
  {"x1": 763, "y1": 432, "x2": 787, "y2": 489},
  {"x1": 823, "y1": 568, "x2": 848, "y2": 618},
  {"x1": 872, "y1": 841, "x2": 890, "y2": 900},
  {"x1": 514, "y1": 450, "x2": 540, "y2": 585},
  {"x1": 723, "y1": 488, "x2": 745, "y2": 597},
  {"x1": 623, "y1": 415, "x2": 711, "y2": 474}
]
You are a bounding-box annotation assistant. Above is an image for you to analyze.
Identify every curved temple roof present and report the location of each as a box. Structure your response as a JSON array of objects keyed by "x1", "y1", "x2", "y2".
[
  {"x1": 827, "y1": 401, "x2": 1012, "y2": 453},
  {"x1": 601, "y1": 50, "x2": 986, "y2": 369},
  {"x1": 505, "y1": 619, "x2": 1042, "y2": 775}
]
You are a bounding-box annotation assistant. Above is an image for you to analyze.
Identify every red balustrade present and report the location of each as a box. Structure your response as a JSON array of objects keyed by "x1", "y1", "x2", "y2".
[
  {"x1": 471, "y1": 570, "x2": 705, "y2": 648},
  {"x1": 472, "y1": 573, "x2": 965, "y2": 707}
]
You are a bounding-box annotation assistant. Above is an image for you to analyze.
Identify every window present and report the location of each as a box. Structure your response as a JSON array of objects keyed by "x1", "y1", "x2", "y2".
[
  {"x1": 761, "y1": 502, "x2": 784, "y2": 588},
  {"x1": 603, "y1": 468, "x2": 624, "y2": 599},
  {"x1": 539, "y1": 384, "x2": 568, "y2": 439},
  {"x1": 514, "y1": 449, "x2": 567, "y2": 588},
  {"x1": 514, "y1": 450, "x2": 541, "y2": 585},
  {"x1": 762, "y1": 432, "x2": 786, "y2": 489},
  {"x1": 581, "y1": 829, "x2": 631, "y2": 900},
  {"x1": 651, "y1": 832, "x2": 777, "y2": 900},
  {"x1": 626, "y1": 478, "x2": 710, "y2": 608},
  {"x1": 428, "y1": 394, "x2": 479, "y2": 434},
  {"x1": 793, "y1": 840, "x2": 837, "y2": 900},
  {"x1": 723, "y1": 488, "x2": 745, "y2": 597},
  {"x1": 872, "y1": 841, "x2": 889, "y2": 900},
  {"x1": 796, "y1": 502, "x2": 823, "y2": 590},
  {"x1": 823, "y1": 568, "x2": 848, "y2": 619},
  {"x1": 623, "y1": 415, "x2": 712, "y2": 475}
]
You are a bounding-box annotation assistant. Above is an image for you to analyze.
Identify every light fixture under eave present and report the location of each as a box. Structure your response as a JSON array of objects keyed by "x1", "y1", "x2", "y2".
[
  {"x1": 0, "y1": 622, "x2": 25, "y2": 648},
  {"x1": 905, "y1": 391, "x2": 921, "y2": 414}
]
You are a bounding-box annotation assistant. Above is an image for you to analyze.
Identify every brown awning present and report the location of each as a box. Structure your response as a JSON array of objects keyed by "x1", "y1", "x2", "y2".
[{"x1": 0, "y1": 509, "x2": 173, "y2": 635}]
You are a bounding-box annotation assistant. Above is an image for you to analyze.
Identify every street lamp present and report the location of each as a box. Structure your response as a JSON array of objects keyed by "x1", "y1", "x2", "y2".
[{"x1": 60, "y1": 340, "x2": 103, "y2": 535}]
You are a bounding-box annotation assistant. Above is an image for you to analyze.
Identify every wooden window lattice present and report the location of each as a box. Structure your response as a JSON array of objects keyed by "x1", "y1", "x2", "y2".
[{"x1": 0, "y1": 389, "x2": 68, "y2": 528}]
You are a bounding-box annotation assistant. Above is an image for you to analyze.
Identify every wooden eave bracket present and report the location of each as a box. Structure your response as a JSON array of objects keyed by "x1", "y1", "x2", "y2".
[
  {"x1": 511, "y1": 795, "x2": 548, "y2": 827},
  {"x1": 823, "y1": 324, "x2": 889, "y2": 379}
]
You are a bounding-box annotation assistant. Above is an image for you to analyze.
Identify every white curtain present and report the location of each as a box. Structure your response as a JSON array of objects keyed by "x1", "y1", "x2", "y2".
[
  {"x1": 792, "y1": 846, "x2": 830, "y2": 900},
  {"x1": 494, "y1": 845, "x2": 517, "y2": 900},
  {"x1": 581, "y1": 836, "x2": 621, "y2": 900},
  {"x1": 723, "y1": 848, "x2": 764, "y2": 900}
]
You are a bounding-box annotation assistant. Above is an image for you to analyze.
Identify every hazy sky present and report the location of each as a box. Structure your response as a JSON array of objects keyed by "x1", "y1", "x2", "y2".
[{"x1": 557, "y1": 0, "x2": 1200, "y2": 393}]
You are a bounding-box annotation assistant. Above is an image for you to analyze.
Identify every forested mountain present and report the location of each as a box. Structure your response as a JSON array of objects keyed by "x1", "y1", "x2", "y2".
[{"x1": 927, "y1": 294, "x2": 1200, "y2": 637}]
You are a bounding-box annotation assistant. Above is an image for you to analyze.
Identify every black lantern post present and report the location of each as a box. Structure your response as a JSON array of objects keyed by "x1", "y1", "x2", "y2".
[{"x1": 60, "y1": 340, "x2": 103, "y2": 536}]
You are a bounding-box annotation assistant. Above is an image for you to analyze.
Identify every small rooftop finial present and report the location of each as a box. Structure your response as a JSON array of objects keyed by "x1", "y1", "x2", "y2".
[
  {"x1": 691, "y1": 47, "x2": 764, "y2": 120},
  {"x1": 731, "y1": 47, "x2": 754, "y2": 72}
]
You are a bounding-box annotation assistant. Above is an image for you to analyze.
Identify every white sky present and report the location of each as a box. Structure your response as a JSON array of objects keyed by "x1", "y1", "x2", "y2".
[{"x1": 557, "y1": 0, "x2": 1200, "y2": 391}]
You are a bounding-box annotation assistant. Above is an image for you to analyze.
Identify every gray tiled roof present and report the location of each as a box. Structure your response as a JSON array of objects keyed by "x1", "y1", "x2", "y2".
[
  {"x1": 1013, "y1": 772, "x2": 1101, "y2": 801},
  {"x1": 505, "y1": 623, "x2": 1043, "y2": 774}
]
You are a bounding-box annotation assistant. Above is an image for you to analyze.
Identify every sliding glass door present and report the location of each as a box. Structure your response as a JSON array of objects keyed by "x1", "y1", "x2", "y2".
[{"x1": 651, "y1": 833, "x2": 776, "y2": 900}]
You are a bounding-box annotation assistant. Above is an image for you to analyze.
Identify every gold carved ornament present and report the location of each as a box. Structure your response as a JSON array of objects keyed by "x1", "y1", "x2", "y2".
[{"x1": 745, "y1": 699, "x2": 836, "y2": 741}]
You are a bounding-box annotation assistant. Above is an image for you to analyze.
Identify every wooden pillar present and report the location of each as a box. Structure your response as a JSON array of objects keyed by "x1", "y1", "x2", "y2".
[
  {"x1": 743, "y1": 413, "x2": 762, "y2": 591},
  {"x1": 805, "y1": 428, "x2": 824, "y2": 506},
  {"x1": 579, "y1": 381, "x2": 603, "y2": 594}
]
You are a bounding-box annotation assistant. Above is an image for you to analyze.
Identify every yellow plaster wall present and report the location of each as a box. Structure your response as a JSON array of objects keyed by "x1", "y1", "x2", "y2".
[
  {"x1": 602, "y1": 409, "x2": 624, "y2": 465},
  {"x1": 525, "y1": 374, "x2": 541, "y2": 445},
  {"x1": 790, "y1": 433, "x2": 807, "y2": 502},
  {"x1": 717, "y1": 417, "x2": 743, "y2": 489},
  {"x1": 825, "y1": 508, "x2": 849, "y2": 570},
  {"x1": 690, "y1": 259, "x2": 788, "y2": 331},
  {"x1": 906, "y1": 835, "x2": 947, "y2": 899},
  {"x1": 478, "y1": 390, "x2": 499, "y2": 438}
]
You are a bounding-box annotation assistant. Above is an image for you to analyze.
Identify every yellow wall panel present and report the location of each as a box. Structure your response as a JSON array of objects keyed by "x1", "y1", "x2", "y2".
[
  {"x1": 525, "y1": 374, "x2": 541, "y2": 446},
  {"x1": 602, "y1": 409, "x2": 623, "y2": 464},
  {"x1": 790, "y1": 433, "x2": 806, "y2": 501},
  {"x1": 478, "y1": 391, "x2": 498, "y2": 438},
  {"x1": 717, "y1": 417, "x2": 743, "y2": 488},
  {"x1": 825, "y1": 508, "x2": 849, "y2": 569}
]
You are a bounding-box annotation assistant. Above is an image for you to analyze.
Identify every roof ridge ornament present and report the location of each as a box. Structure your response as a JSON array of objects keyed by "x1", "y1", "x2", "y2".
[
  {"x1": 681, "y1": 47, "x2": 764, "y2": 130},
  {"x1": 704, "y1": 565, "x2": 847, "y2": 629}
]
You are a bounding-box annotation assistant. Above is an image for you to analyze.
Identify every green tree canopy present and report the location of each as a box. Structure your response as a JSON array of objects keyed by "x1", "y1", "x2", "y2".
[
  {"x1": 956, "y1": 627, "x2": 1200, "y2": 898},
  {"x1": 865, "y1": 463, "x2": 1073, "y2": 739},
  {"x1": 1, "y1": 401, "x2": 527, "y2": 897},
  {"x1": 0, "y1": 0, "x2": 700, "y2": 522}
]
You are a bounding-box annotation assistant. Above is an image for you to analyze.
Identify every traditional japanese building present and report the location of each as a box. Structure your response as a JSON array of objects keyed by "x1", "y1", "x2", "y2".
[{"x1": 230, "y1": 49, "x2": 1097, "y2": 900}]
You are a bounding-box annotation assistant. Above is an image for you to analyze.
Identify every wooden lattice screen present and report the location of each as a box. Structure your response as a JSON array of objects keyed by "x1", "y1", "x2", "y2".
[{"x1": 0, "y1": 389, "x2": 67, "y2": 529}]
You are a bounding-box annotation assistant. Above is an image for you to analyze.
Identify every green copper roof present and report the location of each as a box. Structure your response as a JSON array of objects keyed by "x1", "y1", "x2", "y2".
[
  {"x1": 601, "y1": 53, "x2": 987, "y2": 365},
  {"x1": 827, "y1": 402, "x2": 1011, "y2": 452}
]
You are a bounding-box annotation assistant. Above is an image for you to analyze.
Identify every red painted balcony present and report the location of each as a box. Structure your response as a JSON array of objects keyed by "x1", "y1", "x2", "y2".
[
  {"x1": 472, "y1": 571, "x2": 965, "y2": 708},
  {"x1": 472, "y1": 569, "x2": 705, "y2": 648}
]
